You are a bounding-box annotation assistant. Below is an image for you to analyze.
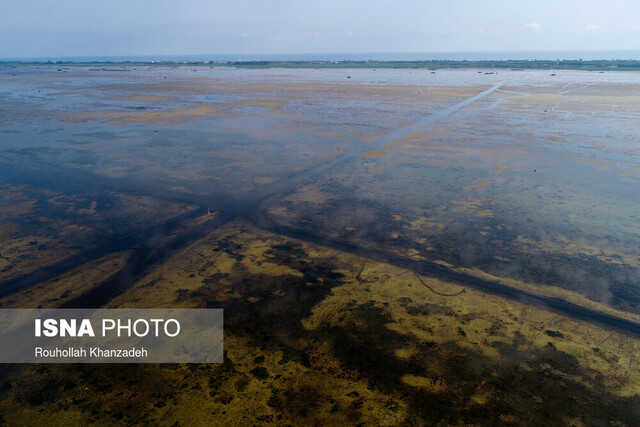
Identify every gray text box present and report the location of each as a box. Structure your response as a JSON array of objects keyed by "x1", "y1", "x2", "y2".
[{"x1": 0, "y1": 309, "x2": 223, "y2": 363}]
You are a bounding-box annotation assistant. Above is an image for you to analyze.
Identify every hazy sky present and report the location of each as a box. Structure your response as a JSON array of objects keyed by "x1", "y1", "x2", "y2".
[{"x1": 1, "y1": 0, "x2": 639, "y2": 58}]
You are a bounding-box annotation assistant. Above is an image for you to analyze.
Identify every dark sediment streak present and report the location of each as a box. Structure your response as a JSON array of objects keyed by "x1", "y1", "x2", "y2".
[
  {"x1": 261, "y1": 220, "x2": 640, "y2": 338},
  {"x1": 58, "y1": 213, "x2": 229, "y2": 308},
  {"x1": 0, "y1": 208, "x2": 203, "y2": 299}
]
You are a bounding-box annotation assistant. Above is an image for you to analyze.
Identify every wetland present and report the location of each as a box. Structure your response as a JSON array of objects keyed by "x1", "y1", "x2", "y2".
[{"x1": 1, "y1": 65, "x2": 639, "y2": 425}]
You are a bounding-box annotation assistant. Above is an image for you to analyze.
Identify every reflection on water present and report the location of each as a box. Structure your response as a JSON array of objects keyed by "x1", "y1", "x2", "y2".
[{"x1": 1, "y1": 65, "x2": 640, "y2": 424}]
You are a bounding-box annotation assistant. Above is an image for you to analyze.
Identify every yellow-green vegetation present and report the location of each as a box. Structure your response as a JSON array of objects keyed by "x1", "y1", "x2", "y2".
[
  {"x1": 0, "y1": 252, "x2": 130, "y2": 308},
  {"x1": 0, "y1": 182, "x2": 197, "y2": 284},
  {"x1": 0, "y1": 185, "x2": 90, "y2": 282},
  {"x1": 2, "y1": 219, "x2": 638, "y2": 425}
]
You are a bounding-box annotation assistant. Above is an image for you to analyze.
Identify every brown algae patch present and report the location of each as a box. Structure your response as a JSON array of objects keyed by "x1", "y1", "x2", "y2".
[
  {"x1": 65, "y1": 105, "x2": 226, "y2": 124},
  {"x1": 405, "y1": 216, "x2": 445, "y2": 231},
  {"x1": 450, "y1": 196, "x2": 497, "y2": 218},
  {"x1": 231, "y1": 98, "x2": 286, "y2": 110},
  {"x1": 401, "y1": 375, "x2": 448, "y2": 393},
  {"x1": 281, "y1": 184, "x2": 338, "y2": 205},
  {"x1": 254, "y1": 177, "x2": 275, "y2": 185},
  {"x1": 361, "y1": 150, "x2": 392, "y2": 159},
  {"x1": 463, "y1": 177, "x2": 490, "y2": 192},
  {"x1": 515, "y1": 235, "x2": 640, "y2": 269},
  {"x1": 113, "y1": 104, "x2": 222, "y2": 124}
]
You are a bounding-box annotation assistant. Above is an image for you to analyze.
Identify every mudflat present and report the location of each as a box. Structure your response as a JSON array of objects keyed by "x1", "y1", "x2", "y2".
[{"x1": 1, "y1": 65, "x2": 639, "y2": 425}]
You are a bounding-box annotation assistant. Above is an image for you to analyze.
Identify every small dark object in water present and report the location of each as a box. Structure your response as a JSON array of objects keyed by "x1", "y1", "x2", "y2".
[{"x1": 347, "y1": 76, "x2": 351, "y2": 78}]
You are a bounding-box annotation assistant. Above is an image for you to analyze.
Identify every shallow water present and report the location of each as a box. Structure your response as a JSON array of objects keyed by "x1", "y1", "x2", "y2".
[
  {"x1": 1, "y1": 66, "x2": 640, "y2": 312},
  {"x1": 1, "y1": 65, "x2": 640, "y2": 425}
]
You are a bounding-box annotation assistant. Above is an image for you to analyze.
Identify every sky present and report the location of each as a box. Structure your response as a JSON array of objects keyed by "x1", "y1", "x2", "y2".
[{"x1": 1, "y1": 0, "x2": 640, "y2": 58}]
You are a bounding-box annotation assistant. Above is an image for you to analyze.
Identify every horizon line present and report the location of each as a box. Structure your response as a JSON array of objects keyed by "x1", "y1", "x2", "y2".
[{"x1": 3, "y1": 49, "x2": 640, "y2": 61}]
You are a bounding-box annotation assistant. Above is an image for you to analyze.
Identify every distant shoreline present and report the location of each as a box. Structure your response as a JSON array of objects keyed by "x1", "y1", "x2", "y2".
[{"x1": 3, "y1": 59, "x2": 640, "y2": 71}]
